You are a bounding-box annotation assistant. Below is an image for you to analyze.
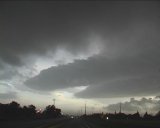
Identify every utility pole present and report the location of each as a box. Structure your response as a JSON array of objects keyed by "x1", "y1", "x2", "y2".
[
  {"x1": 120, "y1": 102, "x2": 121, "y2": 113},
  {"x1": 85, "y1": 103, "x2": 86, "y2": 115},
  {"x1": 81, "y1": 107, "x2": 82, "y2": 116}
]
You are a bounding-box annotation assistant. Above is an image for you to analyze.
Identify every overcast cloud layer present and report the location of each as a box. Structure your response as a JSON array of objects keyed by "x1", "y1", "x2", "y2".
[
  {"x1": 1, "y1": 1, "x2": 160, "y2": 99},
  {"x1": 26, "y1": 51, "x2": 160, "y2": 98},
  {"x1": 0, "y1": 1, "x2": 159, "y2": 66}
]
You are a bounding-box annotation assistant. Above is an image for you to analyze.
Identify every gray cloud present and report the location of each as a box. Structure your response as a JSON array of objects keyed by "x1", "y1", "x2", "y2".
[
  {"x1": 25, "y1": 46, "x2": 160, "y2": 97},
  {"x1": 0, "y1": 68, "x2": 19, "y2": 80},
  {"x1": 0, "y1": 92, "x2": 17, "y2": 100},
  {"x1": 75, "y1": 73, "x2": 160, "y2": 98},
  {"x1": 1, "y1": 1, "x2": 160, "y2": 99},
  {"x1": 0, "y1": 1, "x2": 159, "y2": 66},
  {"x1": 105, "y1": 97, "x2": 160, "y2": 114},
  {"x1": 0, "y1": 1, "x2": 97, "y2": 66}
]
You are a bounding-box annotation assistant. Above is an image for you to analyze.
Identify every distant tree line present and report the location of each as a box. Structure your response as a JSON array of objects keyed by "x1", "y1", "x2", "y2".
[
  {"x1": 0, "y1": 101, "x2": 61, "y2": 121},
  {"x1": 85, "y1": 111, "x2": 160, "y2": 120}
]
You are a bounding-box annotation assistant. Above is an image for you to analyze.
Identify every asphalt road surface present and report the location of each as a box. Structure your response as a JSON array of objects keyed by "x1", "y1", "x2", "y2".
[
  {"x1": 0, "y1": 118, "x2": 103, "y2": 128},
  {"x1": 42, "y1": 118, "x2": 103, "y2": 128},
  {"x1": 1, "y1": 118, "x2": 160, "y2": 128}
]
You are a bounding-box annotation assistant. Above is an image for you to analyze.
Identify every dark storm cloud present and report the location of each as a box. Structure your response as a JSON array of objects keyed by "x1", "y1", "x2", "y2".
[
  {"x1": 105, "y1": 97, "x2": 160, "y2": 114},
  {"x1": 0, "y1": 1, "x2": 159, "y2": 66},
  {"x1": 0, "y1": 1, "x2": 98, "y2": 66},
  {"x1": 1, "y1": 1, "x2": 160, "y2": 98},
  {"x1": 25, "y1": 47, "x2": 160, "y2": 97},
  {"x1": 0, "y1": 69, "x2": 19, "y2": 80}
]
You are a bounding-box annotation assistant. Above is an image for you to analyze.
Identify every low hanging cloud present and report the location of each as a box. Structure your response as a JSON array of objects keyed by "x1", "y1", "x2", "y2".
[
  {"x1": 105, "y1": 97, "x2": 160, "y2": 114},
  {"x1": 25, "y1": 46, "x2": 160, "y2": 98}
]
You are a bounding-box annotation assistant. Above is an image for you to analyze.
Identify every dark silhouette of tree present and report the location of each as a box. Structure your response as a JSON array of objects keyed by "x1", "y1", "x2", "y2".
[
  {"x1": 28, "y1": 105, "x2": 36, "y2": 118},
  {"x1": 0, "y1": 101, "x2": 62, "y2": 121},
  {"x1": 130, "y1": 111, "x2": 141, "y2": 120},
  {"x1": 155, "y1": 111, "x2": 160, "y2": 119},
  {"x1": 0, "y1": 101, "x2": 21, "y2": 120},
  {"x1": 7, "y1": 101, "x2": 21, "y2": 119},
  {"x1": 143, "y1": 112, "x2": 153, "y2": 120},
  {"x1": 22, "y1": 105, "x2": 36, "y2": 119},
  {"x1": 43, "y1": 105, "x2": 61, "y2": 119}
]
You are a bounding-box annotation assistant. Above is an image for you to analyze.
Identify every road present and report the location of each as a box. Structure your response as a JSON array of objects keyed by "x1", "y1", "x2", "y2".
[
  {"x1": 1, "y1": 118, "x2": 160, "y2": 128},
  {"x1": 44, "y1": 119, "x2": 102, "y2": 128},
  {"x1": 0, "y1": 118, "x2": 103, "y2": 128}
]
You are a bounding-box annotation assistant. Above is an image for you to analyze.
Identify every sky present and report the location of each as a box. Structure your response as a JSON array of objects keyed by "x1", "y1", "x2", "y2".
[{"x1": 0, "y1": 1, "x2": 160, "y2": 115}]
